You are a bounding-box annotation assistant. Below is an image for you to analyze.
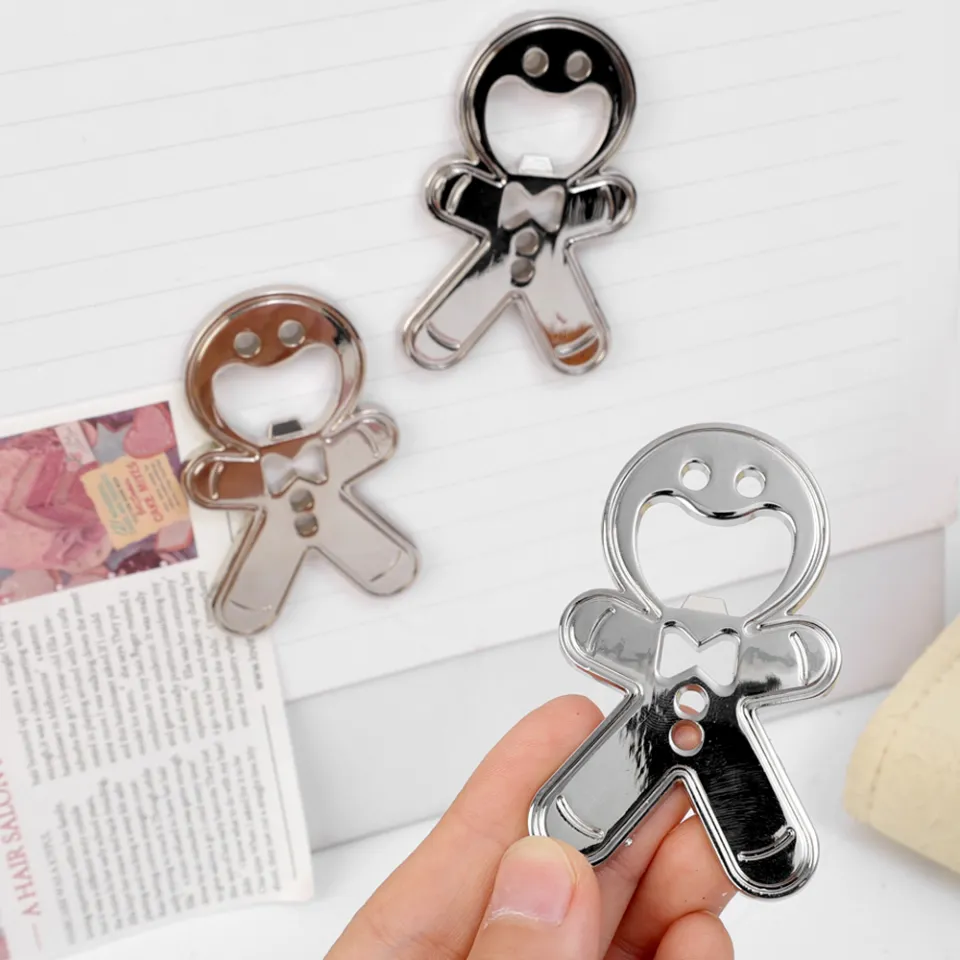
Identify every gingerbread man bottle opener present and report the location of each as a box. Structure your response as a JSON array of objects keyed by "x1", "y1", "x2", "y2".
[
  {"x1": 402, "y1": 15, "x2": 636, "y2": 375},
  {"x1": 529, "y1": 425, "x2": 841, "y2": 898},
  {"x1": 182, "y1": 291, "x2": 419, "y2": 637}
]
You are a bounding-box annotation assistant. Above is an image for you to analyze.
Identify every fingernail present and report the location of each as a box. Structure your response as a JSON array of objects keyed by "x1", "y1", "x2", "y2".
[{"x1": 487, "y1": 837, "x2": 576, "y2": 927}]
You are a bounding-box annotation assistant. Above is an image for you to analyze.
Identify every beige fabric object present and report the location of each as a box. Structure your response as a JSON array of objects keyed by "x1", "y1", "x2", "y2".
[{"x1": 845, "y1": 616, "x2": 960, "y2": 874}]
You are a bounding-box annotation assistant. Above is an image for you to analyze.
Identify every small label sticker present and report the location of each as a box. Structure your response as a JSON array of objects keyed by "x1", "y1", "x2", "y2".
[{"x1": 81, "y1": 452, "x2": 190, "y2": 549}]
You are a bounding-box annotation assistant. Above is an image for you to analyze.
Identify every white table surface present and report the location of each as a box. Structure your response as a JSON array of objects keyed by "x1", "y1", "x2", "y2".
[{"x1": 73, "y1": 688, "x2": 960, "y2": 960}]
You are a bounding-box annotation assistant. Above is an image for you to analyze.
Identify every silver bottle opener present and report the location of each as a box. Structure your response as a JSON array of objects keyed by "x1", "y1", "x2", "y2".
[
  {"x1": 529, "y1": 424, "x2": 841, "y2": 899},
  {"x1": 182, "y1": 291, "x2": 419, "y2": 637},
  {"x1": 403, "y1": 15, "x2": 637, "y2": 375}
]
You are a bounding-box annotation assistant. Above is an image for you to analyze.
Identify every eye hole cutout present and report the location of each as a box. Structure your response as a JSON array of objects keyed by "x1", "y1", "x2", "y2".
[
  {"x1": 279, "y1": 318, "x2": 306, "y2": 348},
  {"x1": 736, "y1": 467, "x2": 766, "y2": 499},
  {"x1": 234, "y1": 330, "x2": 261, "y2": 359},
  {"x1": 674, "y1": 683, "x2": 709, "y2": 721},
  {"x1": 669, "y1": 720, "x2": 704, "y2": 757},
  {"x1": 566, "y1": 50, "x2": 592, "y2": 82},
  {"x1": 522, "y1": 46, "x2": 549, "y2": 78},
  {"x1": 680, "y1": 459, "x2": 710, "y2": 492}
]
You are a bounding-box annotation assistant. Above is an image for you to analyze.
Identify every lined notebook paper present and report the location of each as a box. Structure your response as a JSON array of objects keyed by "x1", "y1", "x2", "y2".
[{"x1": 0, "y1": 0, "x2": 956, "y2": 701}]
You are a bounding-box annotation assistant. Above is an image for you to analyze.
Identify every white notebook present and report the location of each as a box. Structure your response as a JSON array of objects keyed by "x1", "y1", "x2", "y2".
[{"x1": 0, "y1": 0, "x2": 956, "y2": 702}]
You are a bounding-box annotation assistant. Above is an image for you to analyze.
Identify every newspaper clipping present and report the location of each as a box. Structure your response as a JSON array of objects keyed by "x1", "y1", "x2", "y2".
[{"x1": 0, "y1": 390, "x2": 312, "y2": 959}]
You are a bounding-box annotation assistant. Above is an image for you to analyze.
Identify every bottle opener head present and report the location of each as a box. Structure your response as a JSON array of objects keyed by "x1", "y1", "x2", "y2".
[
  {"x1": 182, "y1": 290, "x2": 419, "y2": 637},
  {"x1": 529, "y1": 424, "x2": 841, "y2": 899},
  {"x1": 184, "y1": 290, "x2": 365, "y2": 452},
  {"x1": 604, "y1": 423, "x2": 831, "y2": 625},
  {"x1": 460, "y1": 15, "x2": 636, "y2": 180}
]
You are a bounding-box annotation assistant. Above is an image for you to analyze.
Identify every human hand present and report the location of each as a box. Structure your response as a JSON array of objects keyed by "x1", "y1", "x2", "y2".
[{"x1": 326, "y1": 696, "x2": 735, "y2": 959}]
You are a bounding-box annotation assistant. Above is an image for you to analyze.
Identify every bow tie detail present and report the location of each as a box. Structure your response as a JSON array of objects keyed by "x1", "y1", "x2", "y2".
[
  {"x1": 262, "y1": 441, "x2": 328, "y2": 496},
  {"x1": 498, "y1": 182, "x2": 566, "y2": 232},
  {"x1": 658, "y1": 623, "x2": 740, "y2": 688}
]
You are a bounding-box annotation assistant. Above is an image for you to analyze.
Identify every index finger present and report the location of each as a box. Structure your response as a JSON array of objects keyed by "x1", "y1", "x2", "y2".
[{"x1": 326, "y1": 695, "x2": 603, "y2": 960}]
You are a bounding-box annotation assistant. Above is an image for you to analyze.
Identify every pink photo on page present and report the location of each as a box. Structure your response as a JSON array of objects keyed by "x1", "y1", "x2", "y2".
[{"x1": 0, "y1": 401, "x2": 198, "y2": 606}]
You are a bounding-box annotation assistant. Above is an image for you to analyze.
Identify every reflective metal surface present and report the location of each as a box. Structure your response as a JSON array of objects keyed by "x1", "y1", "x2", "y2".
[
  {"x1": 529, "y1": 424, "x2": 841, "y2": 899},
  {"x1": 402, "y1": 15, "x2": 636, "y2": 375},
  {"x1": 182, "y1": 290, "x2": 419, "y2": 636}
]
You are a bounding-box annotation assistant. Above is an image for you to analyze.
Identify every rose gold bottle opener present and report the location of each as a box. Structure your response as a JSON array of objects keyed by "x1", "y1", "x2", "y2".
[{"x1": 182, "y1": 290, "x2": 419, "y2": 636}]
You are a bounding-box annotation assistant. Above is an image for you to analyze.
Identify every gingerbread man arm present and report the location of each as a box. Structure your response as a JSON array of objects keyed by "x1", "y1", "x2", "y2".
[
  {"x1": 559, "y1": 172, "x2": 636, "y2": 247},
  {"x1": 737, "y1": 619, "x2": 841, "y2": 702},
  {"x1": 689, "y1": 716, "x2": 819, "y2": 897},
  {"x1": 561, "y1": 590, "x2": 660, "y2": 692},
  {"x1": 425, "y1": 160, "x2": 505, "y2": 240},
  {"x1": 181, "y1": 445, "x2": 263, "y2": 512},
  {"x1": 209, "y1": 510, "x2": 309, "y2": 636},
  {"x1": 325, "y1": 409, "x2": 400, "y2": 486}
]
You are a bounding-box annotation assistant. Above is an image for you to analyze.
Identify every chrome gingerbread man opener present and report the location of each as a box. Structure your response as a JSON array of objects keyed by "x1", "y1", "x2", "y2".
[
  {"x1": 530, "y1": 424, "x2": 841, "y2": 898},
  {"x1": 403, "y1": 15, "x2": 636, "y2": 375},
  {"x1": 182, "y1": 290, "x2": 419, "y2": 636}
]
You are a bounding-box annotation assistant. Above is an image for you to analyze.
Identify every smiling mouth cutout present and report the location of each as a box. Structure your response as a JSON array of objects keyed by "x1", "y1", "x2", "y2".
[
  {"x1": 484, "y1": 76, "x2": 614, "y2": 178},
  {"x1": 211, "y1": 343, "x2": 341, "y2": 447}
]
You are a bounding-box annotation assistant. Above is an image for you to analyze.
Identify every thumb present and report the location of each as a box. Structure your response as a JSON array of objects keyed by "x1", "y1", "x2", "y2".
[{"x1": 468, "y1": 837, "x2": 601, "y2": 960}]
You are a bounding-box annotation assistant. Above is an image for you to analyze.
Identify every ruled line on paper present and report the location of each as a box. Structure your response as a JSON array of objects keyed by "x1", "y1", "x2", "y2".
[
  {"x1": 360, "y1": 296, "x2": 903, "y2": 453},
  {"x1": 0, "y1": 96, "x2": 900, "y2": 232},
  {"x1": 0, "y1": 249, "x2": 900, "y2": 411},
  {"x1": 0, "y1": 10, "x2": 903, "y2": 220},
  {"x1": 0, "y1": 259, "x2": 900, "y2": 434},
  {"x1": 0, "y1": 149, "x2": 901, "y2": 283},
  {"x1": 0, "y1": 10, "x2": 901, "y2": 179},
  {"x1": 296, "y1": 448, "x2": 915, "y2": 610},
  {"x1": 0, "y1": 100, "x2": 898, "y2": 205},
  {"x1": 0, "y1": 0, "x2": 450, "y2": 78},
  {"x1": 0, "y1": 1, "x2": 881, "y2": 129},
  {"x1": 0, "y1": 111, "x2": 902, "y2": 235},
  {"x1": 385, "y1": 383, "x2": 905, "y2": 523},
  {"x1": 0, "y1": 33, "x2": 895, "y2": 135},
  {"x1": 0, "y1": 0, "x2": 724, "y2": 80},
  {"x1": 639, "y1": 8, "x2": 901, "y2": 63},
  {"x1": 225, "y1": 274, "x2": 901, "y2": 425},
  {"x1": 0, "y1": 159, "x2": 901, "y2": 310},
  {"x1": 0, "y1": 245, "x2": 899, "y2": 383},
  {"x1": 276, "y1": 453, "x2": 910, "y2": 651},
  {"x1": 372, "y1": 391, "x2": 905, "y2": 547},
  {"x1": 387, "y1": 303, "x2": 899, "y2": 476},
  {"x1": 234, "y1": 341, "x2": 906, "y2": 624},
  {"x1": 0, "y1": 90, "x2": 897, "y2": 197},
  {"x1": 0, "y1": 39, "x2": 470, "y2": 133},
  {"x1": 2, "y1": 154, "x2": 900, "y2": 290},
  {"x1": 0, "y1": 272, "x2": 904, "y2": 422},
  {"x1": 0, "y1": 187, "x2": 901, "y2": 330},
  {"x1": 320, "y1": 329, "x2": 903, "y2": 531}
]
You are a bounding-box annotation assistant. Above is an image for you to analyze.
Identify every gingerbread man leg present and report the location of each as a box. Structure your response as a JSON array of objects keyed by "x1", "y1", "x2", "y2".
[
  {"x1": 301, "y1": 415, "x2": 419, "y2": 595},
  {"x1": 211, "y1": 504, "x2": 309, "y2": 636},
  {"x1": 308, "y1": 494, "x2": 418, "y2": 596},
  {"x1": 530, "y1": 593, "x2": 664, "y2": 857},
  {"x1": 530, "y1": 694, "x2": 669, "y2": 860},
  {"x1": 689, "y1": 723, "x2": 816, "y2": 895},
  {"x1": 404, "y1": 247, "x2": 513, "y2": 369},
  {"x1": 518, "y1": 253, "x2": 610, "y2": 373}
]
